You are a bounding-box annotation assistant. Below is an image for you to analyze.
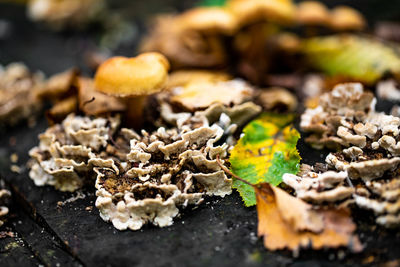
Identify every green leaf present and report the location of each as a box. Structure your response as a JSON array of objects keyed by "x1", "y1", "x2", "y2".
[
  {"x1": 301, "y1": 34, "x2": 400, "y2": 84},
  {"x1": 229, "y1": 113, "x2": 301, "y2": 206},
  {"x1": 197, "y1": 0, "x2": 227, "y2": 7}
]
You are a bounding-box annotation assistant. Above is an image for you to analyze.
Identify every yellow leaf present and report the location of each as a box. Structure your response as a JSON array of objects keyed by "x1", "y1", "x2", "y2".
[{"x1": 229, "y1": 113, "x2": 300, "y2": 206}]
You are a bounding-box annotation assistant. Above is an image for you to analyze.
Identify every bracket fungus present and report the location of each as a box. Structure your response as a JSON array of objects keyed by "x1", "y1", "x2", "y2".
[
  {"x1": 0, "y1": 62, "x2": 44, "y2": 125},
  {"x1": 283, "y1": 170, "x2": 353, "y2": 203},
  {"x1": 301, "y1": 83, "x2": 377, "y2": 150},
  {"x1": 94, "y1": 53, "x2": 170, "y2": 128},
  {"x1": 377, "y1": 79, "x2": 400, "y2": 102},
  {"x1": 29, "y1": 115, "x2": 120, "y2": 191},
  {"x1": 95, "y1": 119, "x2": 232, "y2": 230},
  {"x1": 354, "y1": 178, "x2": 400, "y2": 228},
  {"x1": 296, "y1": 82, "x2": 400, "y2": 228},
  {"x1": 29, "y1": 112, "x2": 233, "y2": 230}
]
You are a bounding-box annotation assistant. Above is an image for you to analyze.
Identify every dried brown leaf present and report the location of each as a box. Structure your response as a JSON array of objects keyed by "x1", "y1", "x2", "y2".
[
  {"x1": 34, "y1": 68, "x2": 78, "y2": 102},
  {"x1": 255, "y1": 183, "x2": 362, "y2": 252},
  {"x1": 46, "y1": 96, "x2": 78, "y2": 125},
  {"x1": 77, "y1": 77, "x2": 125, "y2": 116}
]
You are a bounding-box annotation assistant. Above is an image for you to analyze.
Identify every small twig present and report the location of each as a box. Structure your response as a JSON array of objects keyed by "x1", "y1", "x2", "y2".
[
  {"x1": 216, "y1": 155, "x2": 253, "y2": 187},
  {"x1": 82, "y1": 96, "x2": 96, "y2": 107},
  {"x1": 216, "y1": 155, "x2": 272, "y2": 196},
  {"x1": 108, "y1": 128, "x2": 122, "y2": 150}
]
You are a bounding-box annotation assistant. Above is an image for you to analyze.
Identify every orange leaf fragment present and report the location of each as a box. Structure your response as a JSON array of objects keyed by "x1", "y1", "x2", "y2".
[{"x1": 255, "y1": 183, "x2": 362, "y2": 253}]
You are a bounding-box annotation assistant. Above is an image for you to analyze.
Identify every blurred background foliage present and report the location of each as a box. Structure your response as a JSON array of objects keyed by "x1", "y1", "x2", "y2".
[{"x1": 0, "y1": 0, "x2": 399, "y2": 75}]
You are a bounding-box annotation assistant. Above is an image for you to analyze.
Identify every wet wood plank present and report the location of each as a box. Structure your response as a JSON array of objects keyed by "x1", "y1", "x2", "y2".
[
  {"x1": 1, "y1": 115, "x2": 400, "y2": 267},
  {"x1": 0, "y1": 1, "x2": 400, "y2": 266},
  {"x1": 0, "y1": 231, "x2": 41, "y2": 266}
]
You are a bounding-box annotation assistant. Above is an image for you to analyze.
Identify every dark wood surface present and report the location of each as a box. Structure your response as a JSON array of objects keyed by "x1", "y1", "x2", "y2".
[{"x1": 1, "y1": 1, "x2": 400, "y2": 266}]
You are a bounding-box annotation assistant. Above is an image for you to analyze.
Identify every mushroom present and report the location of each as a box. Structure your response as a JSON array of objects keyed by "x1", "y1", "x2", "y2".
[
  {"x1": 227, "y1": 0, "x2": 295, "y2": 27},
  {"x1": 94, "y1": 52, "x2": 170, "y2": 128},
  {"x1": 295, "y1": 1, "x2": 331, "y2": 36},
  {"x1": 140, "y1": 14, "x2": 228, "y2": 69},
  {"x1": 169, "y1": 78, "x2": 254, "y2": 112},
  {"x1": 165, "y1": 70, "x2": 231, "y2": 90},
  {"x1": 329, "y1": 6, "x2": 366, "y2": 32},
  {"x1": 176, "y1": 7, "x2": 238, "y2": 35},
  {"x1": 27, "y1": 0, "x2": 106, "y2": 30},
  {"x1": 296, "y1": 1, "x2": 330, "y2": 27}
]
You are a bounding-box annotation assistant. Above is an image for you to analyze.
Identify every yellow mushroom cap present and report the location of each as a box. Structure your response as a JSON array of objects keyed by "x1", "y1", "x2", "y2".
[
  {"x1": 329, "y1": 6, "x2": 366, "y2": 31},
  {"x1": 227, "y1": 0, "x2": 296, "y2": 27},
  {"x1": 177, "y1": 7, "x2": 238, "y2": 35},
  {"x1": 94, "y1": 52, "x2": 170, "y2": 97},
  {"x1": 296, "y1": 1, "x2": 330, "y2": 26}
]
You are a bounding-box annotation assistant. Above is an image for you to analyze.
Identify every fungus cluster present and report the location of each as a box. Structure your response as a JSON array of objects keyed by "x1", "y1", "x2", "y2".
[
  {"x1": 29, "y1": 110, "x2": 236, "y2": 229},
  {"x1": 28, "y1": 52, "x2": 272, "y2": 230},
  {"x1": 296, "y1": 1, "x2": 366, "y2": 32},
  {"x1": 284, "y1": 83, "x2": 400, "y2": 228}
]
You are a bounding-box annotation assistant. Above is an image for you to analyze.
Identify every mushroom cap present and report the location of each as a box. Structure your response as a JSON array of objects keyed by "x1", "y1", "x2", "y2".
[
  {"x1": 329, "y1": 6, "x2": 366, "y2": 31},
  {"x1": 227, "y1": 0, "x2": 296, "y2": 27},
  {"x1": 94, "y1": 53, "x2": 170, "y2": 97},
  {"x1": 166, "y1": 70, "x2": 232, "y2": 89},
  {"x1": 177, "y1": 7, "x2": 238, "y2": 35},
  {"x1": 296, "y1": 1, "x2": 330, "y2": 26},
  {"x1": 170, "y1": 78, "x2": 254, "y2": 111},
  {"x1": 139, "y1": 15, "x2": 228, "y2": 69}
]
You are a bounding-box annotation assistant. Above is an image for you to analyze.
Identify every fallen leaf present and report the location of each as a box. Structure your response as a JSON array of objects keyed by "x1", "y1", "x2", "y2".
[
  {"x1": 272, "y1": 183, "x2": 323, "y2": 233},
  {"x1": 34, "y1": 68, "x2": 78, "y2": 102},
  {"x1": 77, "y1": 77, "x2": 126, "y2": 116},
  {"x1": 46, "y1": 96, "x2": 78, "y2": 125},
  {"x1": 302, "y1": 34, "x2": 400, "y2": 84},
  {"x1": 255, "y1": 183, "x2": 362, "y2": 253},
  {"x1": 229, "y1": 113, "x2": 300, "y2": 206}
]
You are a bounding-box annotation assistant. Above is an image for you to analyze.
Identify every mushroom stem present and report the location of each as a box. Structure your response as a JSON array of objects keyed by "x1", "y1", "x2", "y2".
[{"x1": 124, "y1": 95, "x2": 147, "y2": 129}]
